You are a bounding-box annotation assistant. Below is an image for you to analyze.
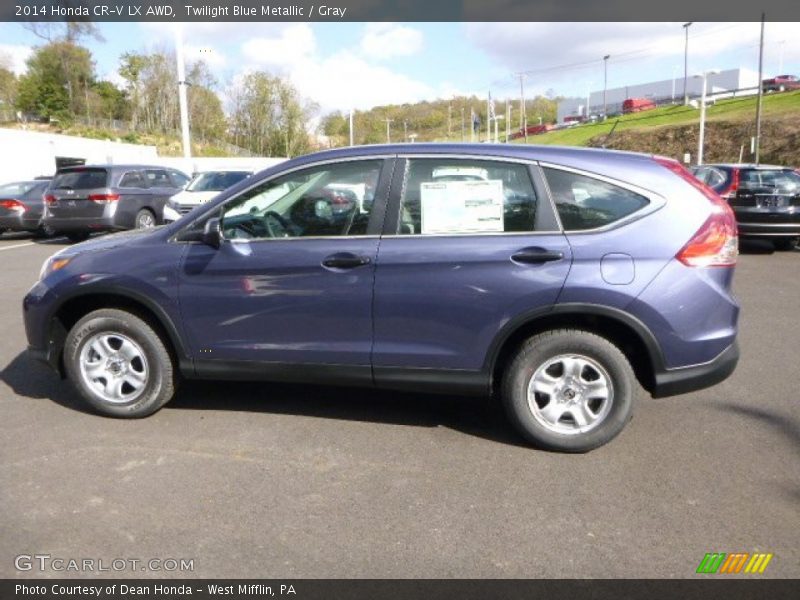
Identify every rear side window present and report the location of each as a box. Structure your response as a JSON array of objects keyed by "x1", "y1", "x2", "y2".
[
  {"x1": 145, "y1": 169, "x2": 172, "y2": 187},
  {"x1": 51, "y1": 169, "x2": 108, "y2": 190},
  {"x1": 119, "y1": 171, "x2": 148, "y2": 188},
  {"x1": 543, "y1": 167, "x2": 649, "y2": 231},
  {"x1": 399, "y1": 159, "x2": 538, "y2": 235}
]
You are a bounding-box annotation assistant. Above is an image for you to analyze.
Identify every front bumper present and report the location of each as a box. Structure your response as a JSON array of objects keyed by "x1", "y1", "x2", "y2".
[{"x1": 651, "y1": 342, "x2": 739, "y2": 398}]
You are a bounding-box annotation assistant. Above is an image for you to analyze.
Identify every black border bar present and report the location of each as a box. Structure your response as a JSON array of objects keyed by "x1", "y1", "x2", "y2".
[
  {"x1": 2, "y1": 579, "x2": 800, "y2": 600},
  {"x1": 2, "y1": 0, "x2": 800, "y2": 22}
]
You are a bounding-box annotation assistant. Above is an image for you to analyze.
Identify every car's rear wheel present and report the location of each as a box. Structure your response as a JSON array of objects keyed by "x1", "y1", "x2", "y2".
[
  {"x1": 501, "y1": 329, "x2": 636, "y2": 452},
  {"x1": 34, "y1": 224, "x2": 56, "y2": 238},
  {"x1": 66, "y1": 232, "x2": 90, "y2": 243},
  {"x1": 135, "y1": 208, "x2": 156, "y2": 229},
  {"x1": 774, "y1": 237, "x2": 798, "y2": 251},
  {"x1": 64, "y1": 309, "x2": 177, "y2": 418}
]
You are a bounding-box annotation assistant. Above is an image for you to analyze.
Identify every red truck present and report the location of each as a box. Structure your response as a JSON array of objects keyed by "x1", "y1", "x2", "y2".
[{"x1": 622, "y1": 98, "x2": 657, "y2": 114}]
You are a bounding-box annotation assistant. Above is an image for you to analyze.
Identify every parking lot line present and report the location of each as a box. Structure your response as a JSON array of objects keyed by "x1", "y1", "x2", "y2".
[{"x1": 0, "y1": 238, "x2": 67, "y2": 251}]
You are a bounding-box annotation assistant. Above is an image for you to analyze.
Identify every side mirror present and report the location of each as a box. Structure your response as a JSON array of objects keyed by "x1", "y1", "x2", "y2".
[{"x1": 202, "y1": 217, "x2": 222, "y2": 249}]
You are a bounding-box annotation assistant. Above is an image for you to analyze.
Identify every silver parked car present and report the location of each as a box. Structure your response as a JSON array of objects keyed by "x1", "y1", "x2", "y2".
[
  {"x1": 43, "y1": 165, "x2": 190, "y2": 243},
  {"x1": 0, "y1": 179, "x2": 54, "y2": 237}
]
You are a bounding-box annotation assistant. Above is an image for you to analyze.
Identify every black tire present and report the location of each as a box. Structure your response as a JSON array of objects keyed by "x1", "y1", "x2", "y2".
[
  {"x1": 66, "y1": 231, "x2": 90, "y2": 243},
  {"x1": 34, "y1": 224, "x2": 56, "y2": 238},
  {"x1": 774, "y1": 237, "x2": 798, "y2": 251},
  {"x1": 501, "y1": 329, "x2": 637, "y2": 453},
  {"x1": 63, "y1": 309, "x2": 177, "y2": 418},
  {"x1": 135, "y1": 208, "x2": 156, "y2": 229}
]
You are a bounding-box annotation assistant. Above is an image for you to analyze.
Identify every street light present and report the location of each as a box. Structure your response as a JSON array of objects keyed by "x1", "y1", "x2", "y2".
[
  {"x1": 602, "y1": 54, "x2": 610, "y2": 117},
  {"x1": 682, "y1": 22, "x2": 693, "y2": 105},
  {"x1": 695, "y1": 69, "x2": 720, "y2": 166}
]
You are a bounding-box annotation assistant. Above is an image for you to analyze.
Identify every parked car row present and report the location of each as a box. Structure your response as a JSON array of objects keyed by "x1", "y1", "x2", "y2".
[
  {"x1": 1, "y1": 165, "x2": 257, "y2": 243},
  {"x1": 690, "y1": 163, "x2": 800, "y2": 250}
]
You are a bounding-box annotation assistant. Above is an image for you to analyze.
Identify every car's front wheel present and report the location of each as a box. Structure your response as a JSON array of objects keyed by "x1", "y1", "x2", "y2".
[
  {"x1": 502, "y1": 329, "x2": 637, "y2": 452},
  {"x1": 64, "y1": 309, "x2": 177, "y2": 417},
  {"x1": 66, "y1": 232, "x2": 90, "y2": 243}
]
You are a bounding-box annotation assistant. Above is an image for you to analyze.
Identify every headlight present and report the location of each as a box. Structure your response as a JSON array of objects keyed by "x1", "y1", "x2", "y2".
[{"x1": 39, "y1": 255, "x2": 72, "y2": 280}]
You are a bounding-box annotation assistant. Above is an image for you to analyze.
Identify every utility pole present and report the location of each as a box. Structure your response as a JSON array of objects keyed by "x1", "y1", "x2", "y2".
[
  {"x1": 682, "y1": 22, "x2": 693, "y2": 105},
  {"x1": 696, "y1": 70, "x2": 719, "y2": 165},
  {"x1": 174, "y1": 25, "x2": 191, "y2": 159},
  {"x1": 755, "y1": 13, "x2": 765, "y2": 164},
  {"x1": 448, "y1": 103, "x2": 452, "y2": 138},
  {"x1": 403, "y1": 120, "x2": 408, "y2": 142},
  {"x1": 383, "y1": 118, "x2": 394, "y2": 143},
  {"x1": 506, "y1": 100, "x2": 511, "y2": 142},
  {"x1": 602, "y1": 55, "x2": 610, "y2": 117},
  {"x1": 461, "y1": 107, "x2": 465, "y2": 142},
  {"x1": 516, "y1": 72, "x2": 528, "y2": 142},
  {"x1": 349, "y1": 109, "x2": 354, "y2": 146}
]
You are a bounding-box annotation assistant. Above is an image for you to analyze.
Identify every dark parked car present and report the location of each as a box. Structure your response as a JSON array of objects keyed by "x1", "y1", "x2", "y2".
[
  {"x1": 24, "y1": 144, "x2": 739, "y2": 452},
  {"x1": 691, "y1": 163, "x2": 800, "y2": 249},
  {"x1": 0, "y1": 179, "x2": 54, "y2": 237},
  {"x1": 42, "y1": 165, "x2": 190, "y2": 243}
]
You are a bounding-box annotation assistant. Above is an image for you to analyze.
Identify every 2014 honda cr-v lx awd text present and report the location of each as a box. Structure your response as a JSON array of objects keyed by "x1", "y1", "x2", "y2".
[{"x1": 23, "y1": 144, "x2": 740, "y2": 452}]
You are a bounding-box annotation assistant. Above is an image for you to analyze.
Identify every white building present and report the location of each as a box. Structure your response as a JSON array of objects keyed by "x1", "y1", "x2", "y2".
[
  {"x1": 557, "y1": 68, "x2": 759, "y2": 123},
  {"x1": 0, "y1": 128, "x2": 285, "y2": 182}
]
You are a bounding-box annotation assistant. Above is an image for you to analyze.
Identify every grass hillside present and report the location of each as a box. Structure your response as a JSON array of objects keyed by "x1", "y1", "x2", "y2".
[{"x1": 514, "y1": 90, "x2": 800, "y2": 165}]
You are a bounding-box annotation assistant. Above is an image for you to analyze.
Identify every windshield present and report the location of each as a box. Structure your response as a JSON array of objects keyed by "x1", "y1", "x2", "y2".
[
  {"x1": 0, "y1": 181, "x2": 38, "y2": 197},
  {"x1": 186, "y1": 171, "x2": 250, "y2": 192},
  {"x1": 740, "y1": 169, "x2": 800, "y2": 194},
  {"x1": 51, "y1": 169, "x2": 109, "y2": 190}
]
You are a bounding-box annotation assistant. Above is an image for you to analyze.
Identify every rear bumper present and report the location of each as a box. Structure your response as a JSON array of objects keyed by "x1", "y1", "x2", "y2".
[
  {"x1": 652, "y1": 341, "x2": 739, "y2": 398},
  {"x1": 0, "y1": 214, "x2": 42, "y2": 231},
  {"x1": 43, "y1": 216, "x2": 118, "y2": 232},
  {"x1": 736, "y1": 211, "x2": 800, "y2": 237}
]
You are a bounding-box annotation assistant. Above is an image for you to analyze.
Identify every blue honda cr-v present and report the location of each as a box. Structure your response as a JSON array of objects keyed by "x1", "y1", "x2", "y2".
[{"x1": 23, "y1": 144, "x2": 740, "y2": 452}]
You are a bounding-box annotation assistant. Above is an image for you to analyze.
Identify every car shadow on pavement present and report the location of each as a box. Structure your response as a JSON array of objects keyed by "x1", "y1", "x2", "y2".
[
  {"x1": 738, "y1": 239, "x2": 777, "y2": 255},
  {"x1": 1, "y1": 351, "x2": 531, "y2": 449}
]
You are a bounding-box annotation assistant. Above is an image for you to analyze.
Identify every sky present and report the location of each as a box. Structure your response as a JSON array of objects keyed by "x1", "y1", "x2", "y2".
[{"x1": 1, "y1": 21, "x2": 798, "y2": 115}]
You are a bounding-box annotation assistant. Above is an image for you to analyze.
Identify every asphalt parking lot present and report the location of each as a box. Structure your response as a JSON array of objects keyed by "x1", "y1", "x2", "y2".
[{"x1": 1, "y1": 232, "x2": 798, "y2": 579}]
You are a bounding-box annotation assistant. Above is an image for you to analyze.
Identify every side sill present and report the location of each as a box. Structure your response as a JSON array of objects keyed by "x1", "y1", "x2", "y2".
[{"x1": 373, "y1": 367, "x2": 490, "y2": 396}]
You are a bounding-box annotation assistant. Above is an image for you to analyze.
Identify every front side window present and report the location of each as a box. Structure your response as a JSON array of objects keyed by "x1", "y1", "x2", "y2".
[
  {"x1": 399, "y1": 159, "x2": 538, "y2": 235},
  {"x1": 542, "y1": 167, "x2": 649, "y2": 231},
  {"x1": 220, "y1": 160, "x2": 382, "y2": 240},
  {"x1": 170, "y1": 170, "x2": 191, "y2": 187}
]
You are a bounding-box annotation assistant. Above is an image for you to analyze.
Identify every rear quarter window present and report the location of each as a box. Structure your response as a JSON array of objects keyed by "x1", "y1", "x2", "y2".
[
  {"x1": 51, "y1": 169, "x2": 109, "y2": 190},
  {"x1": 542, "y1": 167, "x2": 650, "y2": 231}
]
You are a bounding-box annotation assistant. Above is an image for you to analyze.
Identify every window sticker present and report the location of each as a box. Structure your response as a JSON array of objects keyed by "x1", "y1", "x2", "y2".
[{"x1": 420, "y1": 180, "x2": 504, "y2": 234}]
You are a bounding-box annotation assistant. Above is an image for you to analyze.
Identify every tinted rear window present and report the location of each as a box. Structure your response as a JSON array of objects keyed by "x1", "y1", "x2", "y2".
[
  {"x1": 739, "y1": 169, "x2": 800, "y2": 194},
  {"x1": 51, "y1": 169, "x2": 109, "y2": 190}
]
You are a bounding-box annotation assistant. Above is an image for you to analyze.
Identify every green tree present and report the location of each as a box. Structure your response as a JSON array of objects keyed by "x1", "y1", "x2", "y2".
[
  {"x1": 0, "y1": 53, "x2": 17, "y2": 119},
  {"x1": 228, "y1": 72, "x2": 315, "y2": 157},
  {"x1": 15, "y1": 41, "x2": 95, "y2": 121}
]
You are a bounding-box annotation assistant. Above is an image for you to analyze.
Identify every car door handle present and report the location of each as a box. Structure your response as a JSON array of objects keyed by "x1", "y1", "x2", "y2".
[
  {"x1": 511, "y1": 247, "x2": 565, "y2": 264},
  {"x1": 322, "y1": 253, "x2": 372, "y2": 269}
]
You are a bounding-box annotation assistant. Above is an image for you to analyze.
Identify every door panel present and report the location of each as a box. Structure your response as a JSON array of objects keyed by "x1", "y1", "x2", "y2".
[
  {"x1": 177, "y1": 157, "x2": 394, "y2": 368},
  {"x1": 372, "y1": 157, "x2": 572, "y2": 374},
  {"x1": 372, "y1": 234, "x2": 571, "y2": 371},
  {"x1": 178, "y1": 238, "x2": 379, "y2": 365}
]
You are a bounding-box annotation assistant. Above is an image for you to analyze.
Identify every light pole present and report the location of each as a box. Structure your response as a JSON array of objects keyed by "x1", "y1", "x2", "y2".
[
  {"x1": 695, "y1": 69, "x2": 720, "y2": 166},
  {"x1": 383, "y1": 118, "x2": 393, "y2": 143},
  {"x1": 349, "y1": 109, "x2": 354, "y2": 146},
  {"x1": 682, "y1": 22, "x2": 693, "y2": 105},
  {"x1": 174, "y1": 25, "x2": 191, "y2": 159},
  {"x1": 602, "y1": 54, "x2": 610, "y2": 117}
]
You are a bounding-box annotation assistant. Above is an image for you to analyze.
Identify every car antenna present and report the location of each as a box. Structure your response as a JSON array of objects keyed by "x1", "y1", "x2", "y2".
[{"x1": 602, "y1": 119, "x2": 620, "y2": 149}]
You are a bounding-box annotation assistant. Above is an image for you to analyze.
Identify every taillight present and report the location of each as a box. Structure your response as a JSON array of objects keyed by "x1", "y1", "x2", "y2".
[
  {"x1": 653, "y1": 156, "x2": 738, "y2": 267},
  {"x1": 88, "y1": 193, "x2": 120, "y2": 204},
  {"x1": 719, "y1": 168, "x2": 740, "y2": 199},
  {"x1": 44, "y1": 194, "x2": 57, "y2": 205},
  {"x1": 0, "y1": 199, "x2": 26, "y2": 212}
]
